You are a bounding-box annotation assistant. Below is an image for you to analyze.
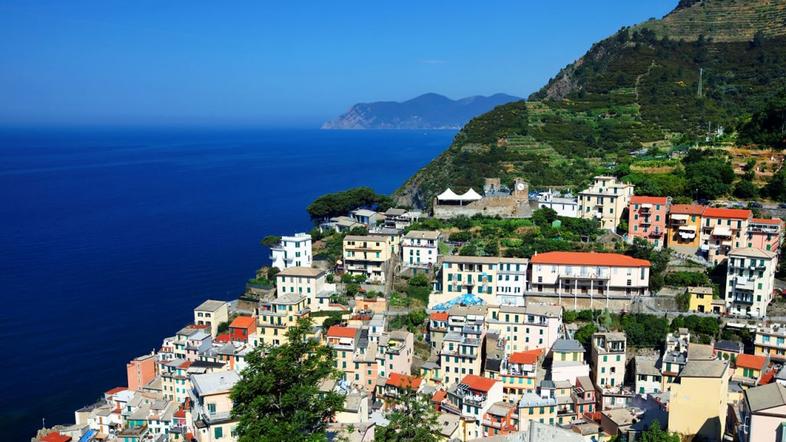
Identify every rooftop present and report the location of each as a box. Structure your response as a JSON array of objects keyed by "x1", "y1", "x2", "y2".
[
  {"x1": 703, "y1": 207, "x2": 752, "y2": 220},
  {"x1": 509, "y1": 348, "x2": 544, "y2": 365},
  {"x1": 553, "y1": 338, "x2": 585, "y2": 353},
  {"x1": 745, "y1": 382, "x2": 786, "y2": 412},
  {"x1": 191, "y1": 371, "x2": 240, "y2": 396},
  {"x1": 670, "y1": 204, "x2": 705, "y2": 215},
  {"x1": 404, "y1": 230, "x2": 441, "y2": 240},
  {"x1": 386, "y1": 373, "x2": 422, "y2": 390},
  {"x1": 687, "y1": 343, "x2": 715, "y2": 361},
  {"x1": 460, "y1": 374, "x2": 497, "y2": 393},
  {"x1": 635, "y1": 356, "x2": 660, "y2": 377},
  {"x1": 680, "y1": 360, "x2": 727, "y2": 378},
  {"x1": 194, "y1": 299, "x2": 227, "y2": 312},
  {"x1": 276, "y1": 266, "x2": 324, "y2": 278},
  {"x1": 229, "y1": 316, "x2": 255, "y2": 329},
  {"x1": 327, "y1": 325, "x2": 358, "y2": 339},
  {"x1": 630, "y1": 196, "x2": 668, "y2": 205},
  {"x1": 729, "y1": 247, "x2": 777, "y2": 259},
  {"x1": 344, "y1": 235, "x2": 388, "y2": 242},
  {"x1": 531, "y1": 251, "x2": 650, "y2": 267},
  {"x1": 736, "y1": 353, "x2": 767, "y2": 370}
]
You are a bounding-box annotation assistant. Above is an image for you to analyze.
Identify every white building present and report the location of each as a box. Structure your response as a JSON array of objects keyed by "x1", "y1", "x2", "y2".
[
  {"x1": 725, "y1": 247, "x2": 777, "y2": 319},
  {"x1": 534, "y1": 189, "x2": 579, "y2": 218},
  {"x1": 432, "y1": 256, "x2": 528, "y2": 307},
  {"x1": 634, "y1": 356, "x2": 662, "y2": 396},
  {"x1": 401, "y1": 230, "x2": 441, "y2": 268},
  {"x1": 578, "y1": 176, "x2": 634, "y2": 231},
  {"x1": 269, "y1": 232, "x2": 312, "y2": 270},
  {"x1": 486, "y1": 304, "x2": 562, "y2": 353},
  {"x1": 275, "y1": 266, "x2": 336, "y2": 311}
]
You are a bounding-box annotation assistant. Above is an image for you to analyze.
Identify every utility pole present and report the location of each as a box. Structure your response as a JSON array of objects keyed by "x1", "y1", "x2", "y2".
[{"x1": 697, "y1": 67, "x2": 703, "y2": 98}]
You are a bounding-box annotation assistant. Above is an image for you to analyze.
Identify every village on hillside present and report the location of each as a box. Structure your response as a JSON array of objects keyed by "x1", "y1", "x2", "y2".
[{"x1": 36, "y1": 175, "x2": 786, "y2": 442}]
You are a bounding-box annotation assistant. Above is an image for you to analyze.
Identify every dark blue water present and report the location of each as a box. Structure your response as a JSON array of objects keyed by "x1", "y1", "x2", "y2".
[{"x1": 0, "y1": 127, "x2": 454, "y2": 440}]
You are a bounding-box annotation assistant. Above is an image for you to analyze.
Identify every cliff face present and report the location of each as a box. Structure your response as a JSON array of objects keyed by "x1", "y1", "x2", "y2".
[
  {"x1": 396, "y1": 0, "x2": 786, "y2": 209},
  {"x1": 322, "y1": 93, "x2": 521, "y2": 130}
]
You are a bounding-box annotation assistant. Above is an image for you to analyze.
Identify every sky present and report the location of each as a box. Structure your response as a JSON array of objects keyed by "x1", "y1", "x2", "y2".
[{"x1": 0, "y1": 1, "x2": 677, "y2": 127}]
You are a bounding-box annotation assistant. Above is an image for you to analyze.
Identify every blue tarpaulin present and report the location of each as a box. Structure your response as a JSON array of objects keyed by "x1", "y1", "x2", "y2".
[
  {"x1": 79, "y1": 429, "x2": 97, "y2": 442},
  {"x1": 431, "y1": 293, "x2": 486, "y2": 311}
]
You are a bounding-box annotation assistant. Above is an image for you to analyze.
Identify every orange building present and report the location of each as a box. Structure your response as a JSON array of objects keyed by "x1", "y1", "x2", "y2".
[
  {"x1": 701, "y1": 207, "x2": 752, "y2": 264},
  {"x1": 126, "y1": 353, "x2": 157, "y2": 391},
  {"x1": 228, "y1": 315, "x2": 257, "y2": 344},
  {"x1": 628, "y1": 196, "x2": 669, "y2": 248},
  {"x1": 666, "y1": 204, "x2": 704, "y2": 253}
]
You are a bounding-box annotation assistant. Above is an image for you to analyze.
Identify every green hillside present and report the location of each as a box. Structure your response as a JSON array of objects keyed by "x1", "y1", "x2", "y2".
[{"x1": 395, "y1": 0, "x2": 786, "y2": 208}]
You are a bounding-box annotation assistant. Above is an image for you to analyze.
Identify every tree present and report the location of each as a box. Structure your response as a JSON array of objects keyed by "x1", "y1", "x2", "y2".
[
  {"x1": 374, "y1": 388, "x2": 439, "y2": 442},
  {"x1": 532, "y1": 208, "x2": 558, "y2": 227},
  {"x1": 574, "y1": 323, "x2": 597, "y2": 346},
  {"x1": 231, "y1": 319, "x2": 344, "y2": 441},
  {"x1": 306, "y1": 187, "x2": 393, "y2": 221},
  {"x1": 639, "y1": 421, "x2": 680, "y2": 442},
  {"x1": 260, "y1": 235, "x2": 281, "y2": 248},
  {"x1": 765, "y1": 167, "x2": 786, "y2": 202},
  {"x1": 733, "y1": 179, "x2": 758, "y2": 199}
]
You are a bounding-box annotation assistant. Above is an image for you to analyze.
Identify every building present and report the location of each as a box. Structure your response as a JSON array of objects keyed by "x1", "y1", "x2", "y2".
[
  {"x1": 401, "y1": 230, "x2": 441, "y2": 269},
  {"x1": 701, "y1": 207, "x2": 752, "y2": 265},
  {"x1": 529, "y1": 251, "x2": 650, "y2": 304},
  {"x1": 190, "y1": 371, "x2": 240, "y2": 442},
  {"x1": 275, "y1": 266, "x2": 335, "y2": 311},
  {"x1": 534, "y1": 190, "x2": 579, "y2": 218},
  {"x1": 326, "y1": 326, "x2": 360, "y2": 382},
  {"x1": 634, "y1": 356, "x2": 661, "y2": 395},
  {"x1": 383, "y1": 207, "x2": 421, "y2": 229},
  {"x1": 486, "y1": 304, "x2": 562, "y2": 353},
  {"x1": 754, "y1": 323, "x2": 786, "y2": 361},
  {"x1": 733, "y1": 354, "x2": 768, "y2": 386},
  {"x1": 518, "y1": 392, "x2": 557, "y2": 427},
  {"x1": 432, "y1": 178, "x2": 531, "y2": 219},
  {"x1": 578, "y1": 176, "x2": 634, "y2": 231},
  {"x1": 350, "y1": 208, "x2": 383, "y2": 227},
  {"x1": 739, "y1": 382, "x2": 786, "y2": 442},
  {"x1": 257, "y1": 293, "x2": 310, "y2": 347},
  {"x1": 715, "y1": 340, "x2": 744, "y2": 362},
  {"x1": 194, "y1": 300, "x2": 229, "y2": 337},
  {"x1": 435, "y1": 256, "x2": 529, "y2": 307},
  {"x1": 668, "y1": 359, "x2": 730, "y2": 440},
  {"x1": 591, "y1": 332, "x2": 626, "y2": 390},
  {"x1": 725, "y1": 247, "x2": 777, "y2": 318},
  {"x1": 126, "y1": 354, "x2": 156, "y2": 392},
  {"x1": 747, "y1": 218, "x2": 784, "y2": 253},
  {"x1": 550, "y1": 339, "x2": 589, "y2": 385},
  {"x1": 481, "y1": 401, "x2": 518, "y2": 437},
  {"x1": 269, "y1": 232, "x2": 312, "y2": 270},
  {"x1": 440, "y1": 306, "x2": 486, "y2": 386},
  {"x1": 666, "y1": 204, "x2": 704, "y2": 254},
  {"x1": 497, "y1": 348, "x2": 544, "y2": 402},
  {"x1": 378, "y1": 373, "x2": 421, "y2": 404},
  {"x1": 443, "y1": 375, "x2": 504, "y2": 439},
  {"x1": 686, "y1": 286, "x2": 716, "y2": 314},
  {"x1": 427, "y1": 311, "x2": 449, "y2": 351},
  {"x1": 628, "y1": 196, "x2": 669, "y2": 248},
  {"x1": 342, "y1": 235, "x2": 392, "y2": 283}
]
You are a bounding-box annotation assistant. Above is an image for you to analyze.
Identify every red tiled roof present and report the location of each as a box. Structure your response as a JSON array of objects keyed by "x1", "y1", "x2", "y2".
[
  {"x1": 752, "y1": 218, "x2": 783, "y2": 225},
  {"x1": 104, "y1": 386, "x2": 127, "y2": 395},
  {"x1": 229, "y1": 315, "x2": 255, "y2": 329},
  {"x1": 40, "y1": 433, "x2": 71, "y2": 442},
  {"x1": 215, "y1": 333, "x2": 231, "y2": 343},
  {"x1": 174, "y1": 407, "x2": 186, "y2": 418},
  {"x1": 430, "y1": 312, "x2": 448, "y2": 321},
  {"x1": 386, "y1": 373, "x2": 422, "y2": 390},
  {"x1": 630, "y1": 196, "x2": 668, "y2": 205},
  {"x1": 736, "y1": 353, "x2": 767, "y2": 370},
  {"x1": 179, "y1": 360, "x2": 193, "y2": 369},
  {"x1": 431, "y1": 389, "x2": 447, "y2": 403},
  {"x1": 759, "y1": 368, "x2": 777, "y2": 385},
  {"x1": 531, "y1": 251, "x2": 650, "y2": 267},
  {"x1": 508, "y1": 348, "x2": 544, "y2": 365},
  {"x1": 703, "y1": 207, "x2": 752, "y2": 220},
  {"x1": 327, "y1": 325, "x2": 358, "y2": 339},
  {"x1": 670, "y1": 204, "x2": 705, "y2": 215},
  {"x1": 461, "y1": 374, "x2": 496, "y2": 392}
]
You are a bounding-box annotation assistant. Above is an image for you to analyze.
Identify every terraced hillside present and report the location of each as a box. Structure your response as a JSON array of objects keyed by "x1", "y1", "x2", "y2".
[{"x1": 396, "y1": 0, "x2": 786, "y2": 209}]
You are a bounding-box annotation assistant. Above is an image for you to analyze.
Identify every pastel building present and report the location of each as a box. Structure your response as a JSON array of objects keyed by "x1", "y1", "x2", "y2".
[
  {"x1": 190, "y1": 371, "x2": 240, "y2": 442},
  {"x1": 401, "y1": 230, "x2": 441, "y2": 268},
  {"x1": 754, "y1": 323, "x2": 786, "y2": 362},
  {"x1": 326, "y1": 326, "x2": 360, "y2": 382},
  {"x1": 591, "y1": 332, "x2": 626, "y2": 389},
  {"x1": 686, "y1": 286, "x2": 717, "y2": 314},
  {"x1": 578, "y1": 176, "x2": 634, "y2": 231},
  {"x1": 257, "y1": 294, "x2": 310, "y2": 347},
  {"x1": 440, "y1": 306, "x2": 486, "y2": 386},
  {"x1": 342, "y1": 235, "x2": 392, "y2": 283},
  {"x1": 701, "y1": 207, "x2": 752, "y2": 265},
  {"x1": 269, "y1": 232, "x2": 312, "y2": 270},
  {"x1": 194, "y1": 300, "x2": 229, "y2": 337},
  {"x1": 529, "y1": 251, "x2": 650, "y2": 302},
  {"x1": 739, "y1": 382, "x2": 786, "y2": 442},
  {"x1": 518, "y1": 392, "x2": 557, "y2": 427},
  {"x1": 746, "y1": 218, "x2": 783, "y2": 253},
  {"x1": 492, "y1": 349, "x2": 543, "y2": 402},
  {"x1": 275, "y1": 267, "x2": 335, "y2": 311},
  {"x1": 436, "y1": 256, "x2": 528, "y2": 306},
  {"x1": 668, "y1": 359, "x2": 730, "y2": 440},
  {"x1": 666, "y1": 204, "x2": 704, "y2": 254},
  {"x1": 534, "y1": 189, "x2": 579, "y2": 218},
  {"x1": 126, "y1": 353, "x2": 157, "y2": 391},
  {"x1": 725, "y1": 248, "x2": 777, "y2": 318},
  {"x1": 443, "y1": 375, "x2": 504, "y2": 439},
  {"x1": 486, "y1": 304, "x2": 562, "y2": 353},
  {"x1": 633, "y1": 356, "x2": 661, "y2": 395},
  {"x1": 627, "y1": 196, "x2": 669, "y2": 248},
  {"x1": 733, "y1": 354, "x2": 768, "y2": 386},
  {"x1": 550, "y1": 339, "x2": 590, "y2": 385}
]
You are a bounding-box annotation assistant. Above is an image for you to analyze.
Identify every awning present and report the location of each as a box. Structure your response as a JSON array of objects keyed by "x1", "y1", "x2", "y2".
[
  {"x1": 437, "y1": 188, "x2": 460, "y2": 200},
  {"x1": 670, "y1": 214, "x2": 689, "y2": 221},
  {"x1": 678, "y1": 225, "x2": 696, "y2": 231},
  {"x1": 712, "y1": 226, "x2": 732, "y2": 237},
  {"x1": 678, "y1": 232, "x2": 696, "y2": 239},
  {"x1": 458, "y1": 188, "x2": 483, "y2": 201}
]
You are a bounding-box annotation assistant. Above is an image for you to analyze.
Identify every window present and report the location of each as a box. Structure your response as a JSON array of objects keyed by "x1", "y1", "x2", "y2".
[{"x1": 214, "y1": 427, "x2": 224, "y2": 439}]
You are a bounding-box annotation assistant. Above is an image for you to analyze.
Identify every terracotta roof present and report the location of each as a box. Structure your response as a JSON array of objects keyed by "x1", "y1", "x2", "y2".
[
  {"x1": 229, "y1": 315, "x2": 256, "y2": 329},
  {"x1": 670, "y1": 204, "x2": 705, "y2": 215},
  {"x1": 386, "y1": 373, "x2": 422, "y2": 390},
  {"x1": 461, "y1": 374, "x2": 497, "y2": 392},
  {"x1": 105, "y1": 386, "x2": 127, "y2": 395},
  {"x1": 430, "y1": 312, "x2": 448, "y2": 321},
  {"x1": 630, "y1": 196, "x2": 668, "y2": 205},
  {"x1": 327, "y1": 325, "x2": 358, "y2": 339},
  {"x1": 736, "y1": 354, "x2": 767, "y2": 370},
  {"x1": 759, "y1": 368, "x2": 777, "y2": 385},
  {"x1": 508, "y1": 348, "x2": 544, "y2": 365},
  {"x1": 431, "y1": 389, "x2": 447, "y2": 403},
  {"x1": 179, "y1": 360, "x2": 193, "y2": 369},
  {"x1": 703, "y1": 207, "x2": 752, "y2": 220},
  {"x1": 531, "y1": 251, "x2": 650, "y2": 267},
  {"x1": 40, "y1": 432, "x2": 72, "y2": 442},
  {"x1": 752, "y1": 218, "x2": 783, "y2": 225},
  {"x1": 215, "y1": 333, "x2": 231, "y2": 343}
]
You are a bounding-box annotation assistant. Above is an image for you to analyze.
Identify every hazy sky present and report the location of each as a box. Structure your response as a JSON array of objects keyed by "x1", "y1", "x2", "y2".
[{"x1": 0, "y1": 1, "x2": 676, "y2": 127}]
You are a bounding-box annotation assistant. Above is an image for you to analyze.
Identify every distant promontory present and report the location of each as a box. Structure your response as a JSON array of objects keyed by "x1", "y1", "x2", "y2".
[{"x1": 321, "y1": 93, "x2": 521, "y2": 130}]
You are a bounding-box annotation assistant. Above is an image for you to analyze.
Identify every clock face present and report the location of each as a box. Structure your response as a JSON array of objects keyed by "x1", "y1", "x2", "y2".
[{"x1": 516, "y1": 183, "x2": 525, "y2": 191}]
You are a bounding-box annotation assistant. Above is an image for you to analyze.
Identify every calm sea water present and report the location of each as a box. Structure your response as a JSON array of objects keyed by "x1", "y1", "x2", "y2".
[{"x1": 0, "y1": 127, "x2": 455, "y2": 439}]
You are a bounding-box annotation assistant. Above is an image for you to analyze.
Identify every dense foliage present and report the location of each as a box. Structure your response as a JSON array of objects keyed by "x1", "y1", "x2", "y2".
[
  {"x1": 374, "y1": 389, "x2": 439, "y2": 442},
  {"x1": 738, "y1": 93, "x2": 786, "y2": 148},
  {"x1": 231, "y1": 319, "x2": 343, "y2": 442},
  {"x1": 307, "y1": 187, "x2": 393, "y2": 220}
]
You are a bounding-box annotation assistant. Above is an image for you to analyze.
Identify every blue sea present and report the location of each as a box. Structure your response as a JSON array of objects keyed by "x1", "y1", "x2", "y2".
[{"x1": 0, "y1": 127, "x2": 455, "y2": 440}]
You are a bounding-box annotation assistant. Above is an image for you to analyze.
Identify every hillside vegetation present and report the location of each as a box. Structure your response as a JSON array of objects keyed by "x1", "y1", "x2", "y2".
[{"x1": 395, "y1": 0, "x2": 786, "y2": 208}]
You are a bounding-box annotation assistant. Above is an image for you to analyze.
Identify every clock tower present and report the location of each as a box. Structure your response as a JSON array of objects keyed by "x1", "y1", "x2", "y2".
[{"x1": 512, "y1": 178, "x2": 529, "y2": 200}]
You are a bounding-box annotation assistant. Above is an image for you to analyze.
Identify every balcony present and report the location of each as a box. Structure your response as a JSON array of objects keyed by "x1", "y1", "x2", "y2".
[{"x1": 648, "y1": 229, "x2": 662, "y2": 238}]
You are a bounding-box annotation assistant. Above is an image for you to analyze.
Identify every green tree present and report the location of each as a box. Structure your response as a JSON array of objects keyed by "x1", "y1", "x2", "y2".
[
  {"x1": 574, "y1": 323, "x2": 597, "y2": 346},
  {"x1": 532, "y1": 208, "x2": 558, "y2": 227},
  {"x1": 765, "y1": 167, "x2": 786, "y2": 202},
  {"x1": 231, "y1": 319, "x2": 344, "y2": 442},
  {"x1": 733, "y1": 179, "x2": 758, "y2": 199},
  {"x1": 260, "y1": 235, "x2": 282, "y2": 248},
  {"x1": 639, "y1": 421, "x2": 680, "y2": 442},
  {"x1": 374, "y1": 388, "x2": 439, "y2": 442}
]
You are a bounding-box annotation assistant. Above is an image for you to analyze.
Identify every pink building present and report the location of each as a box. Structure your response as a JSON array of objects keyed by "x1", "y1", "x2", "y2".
[
  {"x1": 628, "y1": 196, "x2": 669, "y2": 248},
  {"x1": 126, "y1": 353, "x2": 157, "y2": 391},
  {"x1": 747, "y1": 218, "x2": 783, "y2": 253}
]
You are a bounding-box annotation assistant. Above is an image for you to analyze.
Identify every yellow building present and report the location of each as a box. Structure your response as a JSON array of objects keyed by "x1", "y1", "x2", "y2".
[
  {"x1": 578, "y1": 176, "x2": 634, "y2": 231},
  {"x1": 668, "y1": 359, "x2": 729, "y2": 440},
  {"x1": 343, "y1": 235, "x2": 392, "y2": 283},
  {"x1": 257, "y1": 293, "x2": 310, "y2": 347},
  {"x1": 687, "y1": 286, "x2": 715, "y2": 313},
  {"x1": 517, "y1": 392, "x2": 557, "y2": 426},
  {"x1": 754, "y1": 323, "x2": 786, "y2": 361},
  {"x1": 666, "y1": 204, "x2": 704, "y2": 254},
  {"x1": 326, "y1": 325, "x2": 360, "y2": 382}
]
